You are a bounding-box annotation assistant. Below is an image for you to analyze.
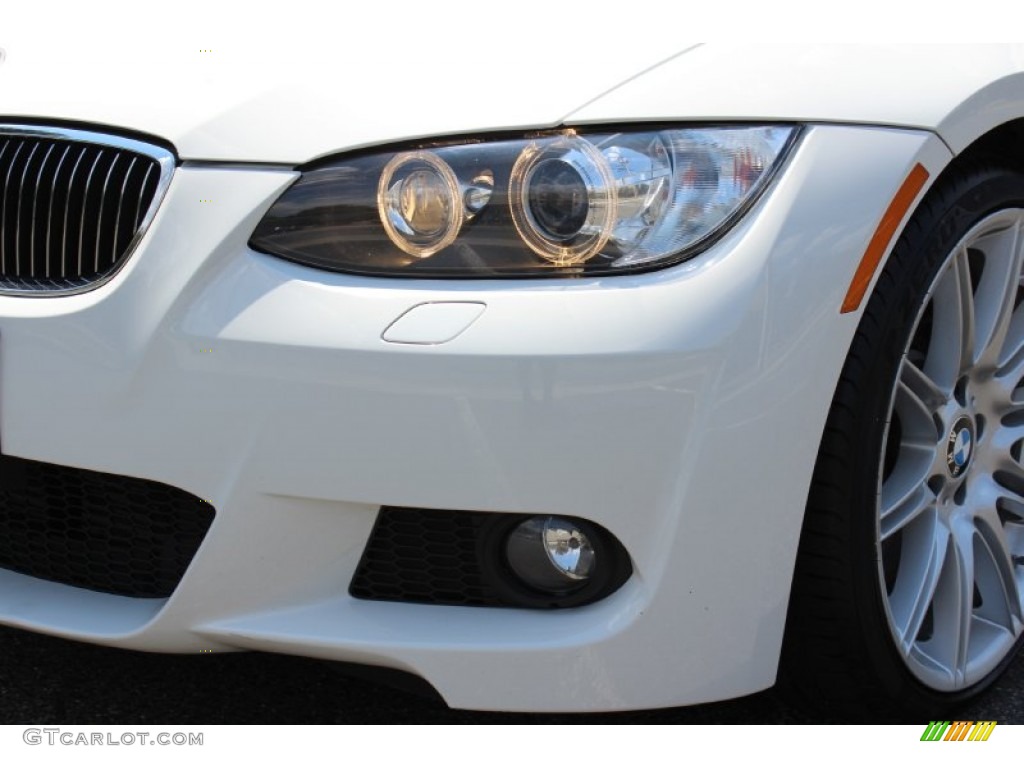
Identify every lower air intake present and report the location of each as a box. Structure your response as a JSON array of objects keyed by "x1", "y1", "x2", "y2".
[
  {"x1": 350, "y1": 507, "x2": 503, "y2": 607},
  {"x1": 0, "y1": 455, "x2": 214, "y2": 598},
  {"x1": 350, "y1": 506, "x2": 632, "y2": 609}
]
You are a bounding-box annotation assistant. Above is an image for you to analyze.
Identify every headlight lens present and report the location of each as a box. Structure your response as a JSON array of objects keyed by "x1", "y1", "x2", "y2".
[
  {"x1": 250, "y1": 125, "x2": 799, "y2": 278},
  {"x1": 509, "y1": 135, "x2": 617, "y2": 265},
  {"x1": 378, "y1": 150, "x2": 463, "y2": 257}
]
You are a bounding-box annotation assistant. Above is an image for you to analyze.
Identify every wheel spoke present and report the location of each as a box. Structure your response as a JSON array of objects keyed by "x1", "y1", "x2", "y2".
[
  {"x1": 901, "y1": 358, "x2": 947, "y2": 412},
  {"x1": 881, "y1": 483, "x2": 935, "y2": 540},
  {"x1": 988, "y1": 424, "x2": 1024, "y2": 475},
  {"x1": 928, "y1": 246, "x2": 975, "y2": 392},
  {"x1": 973, "y1": 513, "x2": 1023, "y2": 630},
  {"x1": 893, "y1": 363, "x2": 942, "y2": 447},
  {"x1": 996, "y1": 290, "x2": 1024, "y2": 372},
  {"x1": 994, "y1": 342, "x2": 1024, "y2": 410},
  {"x1": 995, "y1": 262, "x2": 1024, "y2": 405},
  {"x1": 928, "y1": 519, "x2": 975, "y2": 685},
  {"x1": 972, "y1": 475, "x2": 1024, "y2": 621},
  {"x1": 881, "y1": 443, "x2": 933, "y2": 522},
  {"x1": 971, "y1": 219, "x2": 1024, "y2": 369},
  {"x1": 887, "y1": 514, "x2": 947, "y2": 651},
  {"x1": 991, "y1": 474, "x2": 1024, "y2": 535}
]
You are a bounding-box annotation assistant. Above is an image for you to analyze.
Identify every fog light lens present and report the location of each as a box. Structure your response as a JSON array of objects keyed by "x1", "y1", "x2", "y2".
[{"x1": 505, "y1": 516, "x2": 596, "y2": 593}]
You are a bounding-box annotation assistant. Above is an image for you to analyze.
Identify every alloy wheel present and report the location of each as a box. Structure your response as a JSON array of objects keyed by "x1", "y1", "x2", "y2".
[{"x1": 880, "y1": 208, "x2": 1024, "y2": 691}]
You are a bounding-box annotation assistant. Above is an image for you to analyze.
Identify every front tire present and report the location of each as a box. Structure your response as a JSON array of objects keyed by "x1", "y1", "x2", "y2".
[{"x1": 782, "y1": 162, "x2": 1024, "y2": 718}]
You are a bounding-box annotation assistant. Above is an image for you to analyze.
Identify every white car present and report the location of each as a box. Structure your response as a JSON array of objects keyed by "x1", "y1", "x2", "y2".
[{"x1": 1, "y1": 33, "x2": 1023, "y2": 718}]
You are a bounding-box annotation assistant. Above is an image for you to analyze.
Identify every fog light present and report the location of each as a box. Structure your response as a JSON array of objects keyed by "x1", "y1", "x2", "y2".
[{"x1": 505, "y1": 516, "x2": 596, "y2": 593}]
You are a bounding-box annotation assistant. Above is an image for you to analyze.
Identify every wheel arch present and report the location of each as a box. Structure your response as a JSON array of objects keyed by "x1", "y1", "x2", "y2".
[
  {"x1": 937, "y1": 73, "x2": 1024, "y2": 158},
  {"x1": 948, "y1": 116, "x2": 1024, "y2": 174},
  {"x1": 778, "y1": 117, "x2": 1024, "y2": 712}
]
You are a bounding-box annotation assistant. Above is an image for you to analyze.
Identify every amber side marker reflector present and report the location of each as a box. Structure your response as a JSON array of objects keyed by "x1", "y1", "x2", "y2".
[{"x1": 841, "y1": 163, "x2": 930, "y2": 314}]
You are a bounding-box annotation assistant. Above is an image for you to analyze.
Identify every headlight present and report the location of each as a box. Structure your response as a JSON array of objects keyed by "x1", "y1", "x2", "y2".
[{"x1": 250, "y1": 126, "x2": 799, "y2": 278}]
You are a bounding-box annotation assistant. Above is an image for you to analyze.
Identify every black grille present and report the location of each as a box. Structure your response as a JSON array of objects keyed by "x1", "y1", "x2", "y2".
[
  {"x1": 0, "y1": 129, "x2": 168, "y2": 292},
  {"x1": 351, "y1": 507, "x2": 507, "y2": 607},
  {"x1": 0, "y1": 455, "x2": 214, "y2": 598}
]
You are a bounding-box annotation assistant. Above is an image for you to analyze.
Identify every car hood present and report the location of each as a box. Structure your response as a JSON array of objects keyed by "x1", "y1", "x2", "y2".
[
  {"x1": 0, "y1": 9, "x2": 697, "y2": 163},
  {"x1": 4, "y1": 14, "x2": 1023, "y2": 165}
]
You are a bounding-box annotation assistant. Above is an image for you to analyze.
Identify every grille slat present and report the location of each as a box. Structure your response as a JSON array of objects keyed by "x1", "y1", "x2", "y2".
[
  {"x1": 14, "y1": 141, "x2": 40, "y2": 275},
  {"x1": 30, "y1": 143, "x2": 55, "y2": 277},
  {"x1": 1, "y1": 142, "x2": 24, "y2": 275},
  {"x1": 111, "y1": 156, "x2": 136, "y2": 269},
  {"x1": 61, "y1": 147, "x2": 87, "y2": 279},
  {"x1": 0, "y1": 126, "x2": 172, "y2": 293},
  {"x1": 44, "y1": 145, "x2": 70, "y2": 279},
  {"x1": 134, "y1": 163, "x2": 154, "y2": 231},
  {"x1": 94, "y1": 154, "x2": 117, "y2": 273},
  {"x1": 78, "y1": 149, "x2": 103, "y2": 279}
]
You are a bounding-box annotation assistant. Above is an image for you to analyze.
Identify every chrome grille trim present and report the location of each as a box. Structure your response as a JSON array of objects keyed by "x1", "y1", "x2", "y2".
[{"x1": 0, "y1": 124, "x2": 175, "y2": 296}]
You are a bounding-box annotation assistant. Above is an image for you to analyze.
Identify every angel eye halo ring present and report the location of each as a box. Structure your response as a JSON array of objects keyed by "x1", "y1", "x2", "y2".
[
  {"x1": 509, "y1": 136, "x2": 617, "y2": 266},
  {"x1": 377, "y1": 150, "x2": 463, "y2": 259}
]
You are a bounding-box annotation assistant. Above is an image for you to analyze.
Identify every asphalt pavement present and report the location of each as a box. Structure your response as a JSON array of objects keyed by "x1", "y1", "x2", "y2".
[{"x1": 0, "y1": 625, "x2": 1021, "y2": 724}]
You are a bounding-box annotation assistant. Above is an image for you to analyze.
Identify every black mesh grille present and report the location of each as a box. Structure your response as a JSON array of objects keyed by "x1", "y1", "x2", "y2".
[
  {"x1": 350, "y1": 507, "x2": 508, "y2": 607},
  {"x1": 0, "y1": 132, "x2": 164, "y2": 291},
  {"x1": 351, "y1": 507, "x2": 634, "y2": 609},
  {"x1": 0, "y1": 455, "x2": 214, "y2": 598}
]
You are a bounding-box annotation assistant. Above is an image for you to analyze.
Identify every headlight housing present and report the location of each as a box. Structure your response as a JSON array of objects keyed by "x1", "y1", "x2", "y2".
[{"x1": 250, "y1": 125, "x2": 799, "y2": 278}]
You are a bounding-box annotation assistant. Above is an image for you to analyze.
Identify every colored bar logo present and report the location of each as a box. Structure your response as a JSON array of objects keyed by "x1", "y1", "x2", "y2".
[{"x1": 920, "y1": 721, "x2": 997, "y2": 741}]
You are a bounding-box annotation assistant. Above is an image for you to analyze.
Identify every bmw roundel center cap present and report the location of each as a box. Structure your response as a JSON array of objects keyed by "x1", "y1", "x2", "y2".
[{"x1": 946, "y1": 416, "x2": 975, "y2": 479}]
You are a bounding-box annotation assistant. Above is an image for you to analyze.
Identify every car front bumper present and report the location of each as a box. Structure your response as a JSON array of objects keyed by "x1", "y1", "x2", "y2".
[{"x1": 0, "y1": 124, "x2": 949, "y2": 711}]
